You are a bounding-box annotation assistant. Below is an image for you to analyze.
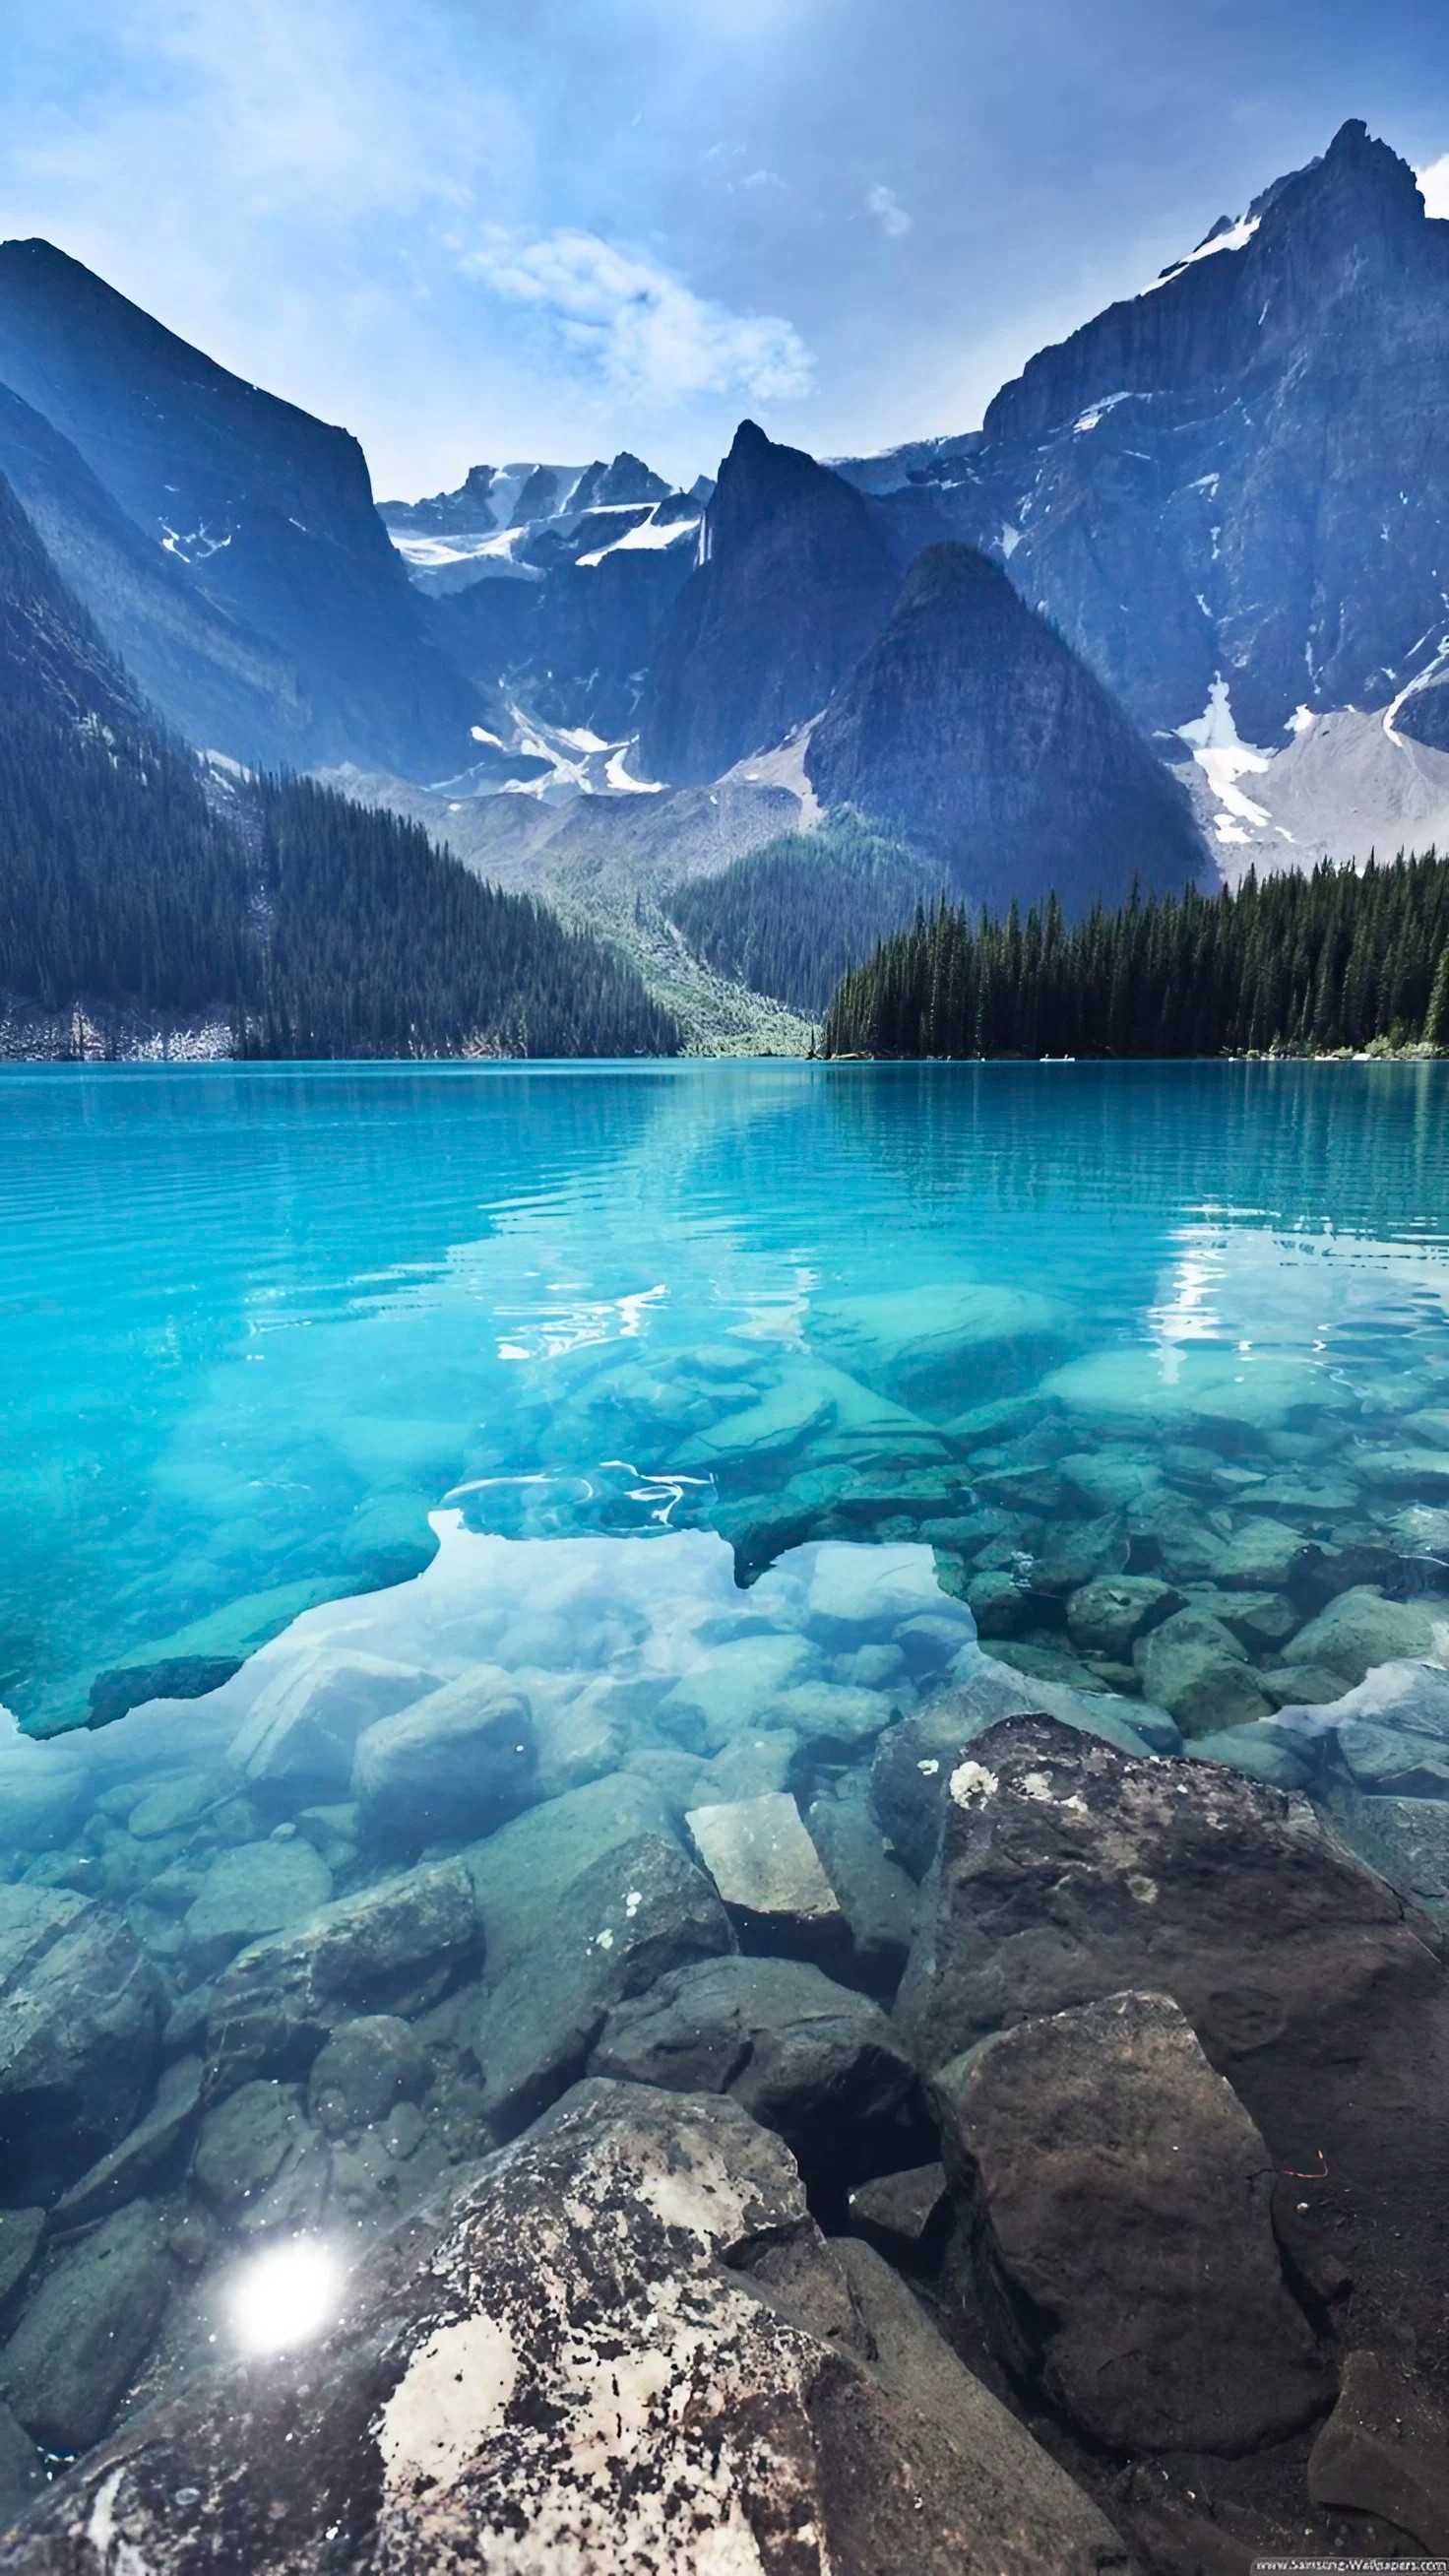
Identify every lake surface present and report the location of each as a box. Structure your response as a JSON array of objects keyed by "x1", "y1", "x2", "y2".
[
  {"x1": 4, "y1": 1057, "x2": 1449, "y2": 1730},
  {"x1": 4, "y1": 1056, "x2": 1449, "y2": 2522}
]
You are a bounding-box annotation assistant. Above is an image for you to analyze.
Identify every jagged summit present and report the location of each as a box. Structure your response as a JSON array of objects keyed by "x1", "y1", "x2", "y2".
[{"x1": 637, "y1": 421, "x2": 898, "y2": 786}]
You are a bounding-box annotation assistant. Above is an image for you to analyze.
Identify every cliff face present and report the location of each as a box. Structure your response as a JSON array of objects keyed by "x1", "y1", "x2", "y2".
[
  {"x1": 805, "y1": 545, "x2": 1206, "y2": 915},
  {"x1": 638, "y1": 422, "x2": 900, "y2": 786},
  {"x1": 875, "y1": 123, "x2": 1449, "y2": 747},
  {"x1": 0, "y1": 240, "x2": 483, "y2": 778}
]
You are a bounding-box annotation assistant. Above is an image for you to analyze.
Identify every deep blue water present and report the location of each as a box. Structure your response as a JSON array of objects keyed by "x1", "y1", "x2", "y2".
[{"x1": 3, "y1": 1058, "x2": 1449, "y2": 1729}]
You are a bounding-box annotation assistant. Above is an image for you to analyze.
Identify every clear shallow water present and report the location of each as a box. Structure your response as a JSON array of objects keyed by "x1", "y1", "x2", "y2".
[
  {"x1": 2, "y1": 1059, "x2": 1449, "y2": 2520},
  {"x1": 5, "y1": 1057, "x2": 1449, "y2": 1729}
]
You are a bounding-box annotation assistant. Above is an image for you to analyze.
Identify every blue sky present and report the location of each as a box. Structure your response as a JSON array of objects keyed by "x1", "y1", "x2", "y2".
[{"x1": 5, "y1": 0, "x2": 1449, "y2": 498}]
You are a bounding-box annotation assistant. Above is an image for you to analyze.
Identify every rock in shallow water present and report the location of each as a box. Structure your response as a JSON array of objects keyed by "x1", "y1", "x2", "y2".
[
  {"x1": 472, "y1": 1834, "x2": 731, "y2": 2138},
  {"x1": 893, "y1": 1714, "x2": 1449, "y2": 2341},
  {"x1": 938, "y1": 1988, "x2": 1332, "y2": 2455},
  {"x1": 0, "y1": 2082, "x2": 1128, "y2": 2573},
  {"x1": 685, "y1": 1791, "x2": 844, "y2": 1959},
  {"x1": 0, "y1": 1886, "x2": 159, "y2": 2204},
  {"x1": 0, "y1": 2201, "x2": 170, "y2": 2453},
  {"x1": 589, "y1": 1955, "x2": 918, "y2": 2183},
  {"x1": 351, "y1": 1667, "x2": 538, "y2": 1853},
  {"x1": 1307, "y1": 2347, "x2": 1449, "y2": 2551},
  {"x1": 204, "y1": 1857, "x2": 478, "y2": 2093}
]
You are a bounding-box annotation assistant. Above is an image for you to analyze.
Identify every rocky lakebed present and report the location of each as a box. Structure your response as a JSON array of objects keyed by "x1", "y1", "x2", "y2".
[{"x1": 2, "y1": 1260, "x2": 1449, "y2": 2567}]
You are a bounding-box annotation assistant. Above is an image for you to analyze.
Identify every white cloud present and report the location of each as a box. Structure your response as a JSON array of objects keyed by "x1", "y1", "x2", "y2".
[
  {"x1": 866, "y1": 183, "x2": 912, "y2": 238},
  {"x1": 465, "y1": 228, "x2": 814, "y2": 407},
  {"x1": 1417, "y1": 156, "x2": 1449, "y2": 220}
]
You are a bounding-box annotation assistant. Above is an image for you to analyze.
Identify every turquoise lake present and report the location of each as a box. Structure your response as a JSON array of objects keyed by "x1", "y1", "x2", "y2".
[{"x1": 4, "y1": 1057, "x2": 1449, "y2": 1735}]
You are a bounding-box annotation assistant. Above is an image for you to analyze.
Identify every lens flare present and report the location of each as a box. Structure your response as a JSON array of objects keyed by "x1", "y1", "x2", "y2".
[{"x1": 224, "y1": 2238, "x2": 343, "y2": 2358}]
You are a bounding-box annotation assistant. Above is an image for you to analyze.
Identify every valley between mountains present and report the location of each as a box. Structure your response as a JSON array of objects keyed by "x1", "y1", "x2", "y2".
[{"x1": 6, "y1": 117, "x2": 1449, "y2": 1054}]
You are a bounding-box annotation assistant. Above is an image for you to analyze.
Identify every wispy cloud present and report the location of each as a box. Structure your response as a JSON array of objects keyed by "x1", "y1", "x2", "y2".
[
  {"x1": 1418, "y1": 156, "x2": 1449, "y2": 220},
  {"x1": 866, "y1": 182, "x2": 912, "y2": 238},
  {"x1": 465, "y1": 228, "x2": 814, "y2": 407}
]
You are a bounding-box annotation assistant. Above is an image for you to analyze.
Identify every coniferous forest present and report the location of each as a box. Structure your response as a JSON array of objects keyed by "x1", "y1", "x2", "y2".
[
  {"x1": 668, "y1": 813, "x2": 941, "y2": 1014},
  {"x1": 0, "y1": 720, "x2": 680, "y2": 1059},
  {"x1": 820, "y1": 854, "x2": 1449, "y2": 1059}
]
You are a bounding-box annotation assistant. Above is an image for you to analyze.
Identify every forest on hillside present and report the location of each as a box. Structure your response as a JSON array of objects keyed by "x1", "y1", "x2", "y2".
[
  {"x1": 0, "y1": 716, "x2": 680, "y2": 1059},
  {"x1": 668, "y1": 812, "x2": 941, "y2": 1013},
  {"x1": 820, "y1": 855, "x2": 1449, "y2": 1059}
]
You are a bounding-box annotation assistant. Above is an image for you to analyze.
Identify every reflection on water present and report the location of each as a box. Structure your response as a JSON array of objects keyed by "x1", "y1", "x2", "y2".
[{"x1": 5, "y1": 1060, "x2": 1449, "y2": 1729}]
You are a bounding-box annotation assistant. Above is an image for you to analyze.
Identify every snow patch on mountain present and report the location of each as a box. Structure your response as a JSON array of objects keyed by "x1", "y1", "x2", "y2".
[
  {"x1": 1177, "y1": 679, "x2": 1274, "y2": 842},
  {"x1": 1146, "y1": 212, "x2": 1262, "y2": 295}
]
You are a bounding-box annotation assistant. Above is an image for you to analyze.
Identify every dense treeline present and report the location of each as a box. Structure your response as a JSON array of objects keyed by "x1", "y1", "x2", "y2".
[
  {"x1": 668, "y1": 813, "x2": 940, "y2": 1013},
  {"x1": 238, "y1": 777, "x2": 680, "y2": 1059},
  {"x1": 821, "y1": 856, "x2": 1449, "y2": 1058},
  {"x1": 0, "y1": 723, "x2": 679, "y2": 1058}
]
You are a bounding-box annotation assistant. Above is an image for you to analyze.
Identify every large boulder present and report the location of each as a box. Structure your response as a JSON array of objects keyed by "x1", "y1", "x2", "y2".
[
  {"x1": 351, "y1": 1668, "x2": 537, "y2": 1853},
  {"x1": 0, "y1": 2202, "x2": 171, "y2": 2453},
  {"x1": 0, "y1": 2082, "x2": 1129, "y2": 2573},
  {"x1": 227, "y1": 1650, "x2": 438, "y2": 1796},
  {"x1": 590, "y1": 1955, "x2": 919, "y2": 2183},
  {"x1": 204, "y1": 1858, "x2": 479, "y2": 2093},
  {"x1": 938, "y1": 1990, "x2": 1331, "y2": 2453},
  {"x1": 0, "y1": 1886, "x2": 159, "y2": 2204},
  {"x1": 472, "y1": 1835, "x2": 733, "y2": 2137},
  {"x1": 895, "y1": 1716, "x2": 1449, "y2": 2345},
  {"x1": 461, "y1": 1772, "x2": 678, "y2": 1981}
]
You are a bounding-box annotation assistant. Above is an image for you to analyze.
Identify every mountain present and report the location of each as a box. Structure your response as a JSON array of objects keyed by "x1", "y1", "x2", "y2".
[
  {"x1": 0, "y1": 465, "x2": 678, "y2": 1058},
  {"x1": 845, "y1": 121, "x2": 1449, "y2": 869},
  {"x1": 0, "y1": 239, "x2": 485, "y2": 777},
  {"x1": 0, "y1": 377, "x2": 311, "y2": 764},
  {"x1": 637, "y1": 422, "x2": 902, "y2": 786},
  {"x1": 665, "y1": 812, "x2": 942, "y2": 1013},
  {"x1": 805, "y1": 544, "x2": 1206, "y2": 912}
]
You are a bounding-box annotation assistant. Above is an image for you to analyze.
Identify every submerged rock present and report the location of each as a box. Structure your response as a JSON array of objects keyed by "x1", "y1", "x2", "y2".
[
  {"x1": 590, "y1": 1955, "x2": 918, "y2": 2182},
  {"x1": 0, "y1": 2082, "x2": 1128, "y2": 2572},
  {"x1": 227, "y1": 1649, "x2": 436, "y2": 1797},
  {"x1": 52, "y1": 2054, "x2": 204, "y2": 2226},
  {"x1": 472, "y1": 1835, "x2": 731, "y2": 2137},
  {"x1": 939, "y1": 1989, "x2": 1331, "y2": 2453},
  {"x1": 0, "y1": 1886, "x2": 159, "y2": 2204},
  {"x1": 462, "y1": 1772, "x2": 679, "y2": 1982},
  {"x1": 1324, "y1": 1781, "x2": 1449, "y2": 1920},
  {"x1": 686, "y1": 1791, "x2": 845, "y2": 1959},
  {"x1": 1279, "y1": 1585, "x2": 1447, "y2": 1687},
  {"x1": 204, "y1": 1857, "x2": 478, "y2": 2093},
  {"x1": 351, "y1": 1667, "x2": 538, "y2": 1853},
  {"x1": 0, "y1": 2201, "x2": 170, "y2": 2453},
  {"x1": 1307, "y1": 2348, "x2": 1449, "y2": 2551},
  {"x1": 845, "y1": 2160, "x2": 949, "y2": 2264},
  {"x1": 181, "y1": 1838, "x2": 334, "y2": 1979},
  {"x1": 1134, "y1": 1606, "x2": 1273, "y2": 1733}
]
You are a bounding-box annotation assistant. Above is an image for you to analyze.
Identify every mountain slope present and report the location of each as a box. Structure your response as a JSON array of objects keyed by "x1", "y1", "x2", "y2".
[
  {"x1": 0, "y1": 239, "x2": 484, "y2": 778},
  {"x1": 637, "y1": 422, "x2": 900, "y2": 785},
  {"x1": 666, "y1": 812, "x2": 941, "y2": 1013},
  {"x1": 871, "y1": 122, "x2": 1449, "y2": 763},
  {"x1": 0, "y1": 467, "x2": 678, "y2": 1058},
  {"x1": 805, "y1": 544, "x2": 1206, "y2": 913},
  {"x1": 0, "y1": 378, "x2": 311, "y2": 767}
]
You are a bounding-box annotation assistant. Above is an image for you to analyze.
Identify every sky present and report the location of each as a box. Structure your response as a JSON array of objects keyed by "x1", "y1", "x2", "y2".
[{"x1": 5, "y1": 0, "x2": 1449, "y2": 500}]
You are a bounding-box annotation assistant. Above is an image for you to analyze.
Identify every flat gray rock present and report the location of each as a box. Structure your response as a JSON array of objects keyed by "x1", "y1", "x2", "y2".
[
  {"x1": 52, "y1": 2054, "x2": 204, "y2": 2225},
  {"x1": 204, "y1": 1857, "x2": 478, "y2": 2093},
  {"x1": 182, "y1": 1839, "x2": 333, "y2": 1979},
  {"x1": 686, "y1": 1791, "x2": 844, "y2": 1947},
  {"x1": 473, "y1": 1833, "x2": 732, "y2": 2137}
]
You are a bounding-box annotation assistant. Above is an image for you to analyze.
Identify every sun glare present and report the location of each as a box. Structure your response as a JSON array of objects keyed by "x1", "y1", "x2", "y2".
[{"x1": 224, "y1": 2238, "x2": 345, "y2": 2358}]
